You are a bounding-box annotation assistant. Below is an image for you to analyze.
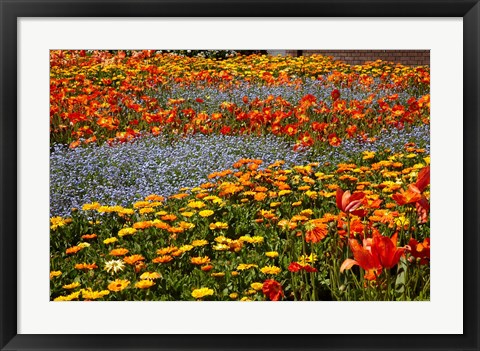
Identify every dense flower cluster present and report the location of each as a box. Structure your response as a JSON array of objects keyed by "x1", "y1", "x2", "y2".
[
  {"x1": 50, "y1": 50, "x2": 429, "y2": 149},
  {"x1": 51, "y1": 146, "x2": 430, "y2": 301}
]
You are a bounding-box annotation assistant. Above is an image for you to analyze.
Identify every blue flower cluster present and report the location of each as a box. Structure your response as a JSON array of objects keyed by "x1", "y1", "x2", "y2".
[
  {"x1": 50, "y1": 134, "x2": 312, "y2": 217},
  {"x1": 50, "y1": 125, "x2": 429, "y2": 217}
]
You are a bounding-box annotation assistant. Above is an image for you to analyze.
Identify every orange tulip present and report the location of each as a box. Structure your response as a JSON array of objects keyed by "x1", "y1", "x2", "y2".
[
  {"x1": 392, "y1": 166, "x2": 430, "y2": 214},
  {"x1": 340, "y1": 238, "x2": 382, "y2": 280},
  {"x1": 391, "y1": 187, "x2": 423, "y2": 206},
  {"x1": 414, "y1": 166, "x2": 430, "y2": 192},
  {"x1": 371, "y1": 233, "x2": 406, "y2": 269},
  {"x1": 336, "y1": 188, "x2": 366, "y2": 214},
  {"x1": 341, "y1": 233, "x2": 407, "y2": 280}
]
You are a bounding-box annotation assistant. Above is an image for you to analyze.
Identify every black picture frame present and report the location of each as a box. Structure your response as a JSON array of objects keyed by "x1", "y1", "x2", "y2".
[{"x1": 1, "y1": 0, "x2": 479, "y2": 350}]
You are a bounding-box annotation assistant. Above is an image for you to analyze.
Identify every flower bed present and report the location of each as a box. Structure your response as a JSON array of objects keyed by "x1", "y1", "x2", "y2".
[{"x1": 50, "y1": 50, "x2": 430, "y2": 301}]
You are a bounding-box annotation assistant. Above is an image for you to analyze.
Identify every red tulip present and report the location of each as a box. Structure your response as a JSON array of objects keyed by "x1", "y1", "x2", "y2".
[{"x1": 408, "y1": 237, "x2": 430, "y2": 265}]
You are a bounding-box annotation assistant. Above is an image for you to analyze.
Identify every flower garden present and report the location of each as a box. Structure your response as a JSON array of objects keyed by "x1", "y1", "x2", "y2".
[{"x1": 50, "y1": 50, "x2": 430, "y2": 301}]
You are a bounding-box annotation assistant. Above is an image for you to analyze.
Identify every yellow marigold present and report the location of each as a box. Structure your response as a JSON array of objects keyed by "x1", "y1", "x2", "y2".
[
  {"x1": 179, "y1": 221, "x2": 195, "y2": 229},
  {"x1": 213, "y1": 243, "x2": 229, "y2": 251},
  {"x1": 229, "y1": 292, "x2": 239, "y2": 299},
  {"x1": 97, "y1": 206, "x2": 112, "y2": 213},
  {"x1": 133, "y1": 221, "x2": 153, "y2": 229},
  {"x1": 298, "y1": 253, "x2": 318, "y2": 265},
  {"x1": 50, "y1": 270, "x2": 62, "y2": 279},
  {"x1": 133, "y1": 201, "x2": 151, "y2": 208},
  {"x1": 191, "y1": 256, "x2": 211, "y2": 265},
  {"x1": 135, "y1": 280, "x2": 155, "y2": 289},
  {"x1": 265, "y1": 251, "x2": 279, "y2": 258},
  {"x1": 292, "y1": 201, "x2": 302, "y2": 207},
  {"x1": 209, "y1": 222, "x2": 228, "y2": 230},
  {"x1": 240, "y1": 235, "x2": 264, "y2": 244},
  {"x1": 278, "y1": 190, "x2": 292, "y2": 196},
  {"x1": 81, "y1": 288, "x2": 110, "y2": 300},
  {"x1": 119, "y1": 208, "x2": 134, "y2": 215},
  {"x1": 191, "y1": 287, "x2": 214, "y2": 299},
  {"x1": 188, "y1": 201, "x2": 206, "y2": 209},
  {"x1": 198, "y1": 210, "x2": 214, "y2": 217},
  {"x1": 191, "y1": 239, "x2": 209, "y2": 247},
  {"x1": 180, "y1": 211, "x2": 195, "y2": 217},
  {"x1": 62, "y1": 282, "x2": 80, "y2": 290},
  {"x1": 82, "y1": 202, "x2": 101, "y2": 211},
  {"x1": 153, "y1": 220, "x2": 170, "y2": 230},
  {"x1": 108, "y1": 279, "x2": 130, "y2": 292},
  {"x1": 204, "y1": 195, "x2": 221, "y2": 201},
  {"x1": 179, "y1": 245, "x2": 194, "y2": 252},
  {"x1": 363, "y1": 151, "x2": 376, "y2": 160},
  {"x1": 236, "y1": 263, "x2": 258, "y2": 270},
  {"x1": 211, "y1": 272, "x2": 226, "y2": 278},
  {"x1": 270, "y1": 202, "x2": 282, "y2": 208},
  {"x1": 290, "y1": 215, "x2": 309, "y2": 222},
  {"x1": 50, "y1": 216, "x2": 68, "y2": 230},
  {"x1": 260, "y1": 265, "x2": 281, "y2": 275},
  {"x1": 218, "y1": 236, "x2": 233, "y2": 244},
  {"x1": 140, "y1": 272, "x2": 162, "y2": 280},
  {"x1": 118, "y1": 227, "x2": 137, "y2": 237},
  {"x1": 53, "y1": 291, "x2": 80, "y2": 301},
  {"x1": 156, "y1": 246, "x2": 177, "y2": 255},
  {"x1": 250, "y1": 282, "x2": 264, "y2": 291},
  {"x1": 103, "y1": 237, "x2": 118, "y2": 244},
  {"x1": 251, "y1": 236, "x2": 264, "y2": 244},
  {"x1": 300, "y1": 209, "x2": 314, "y2": 216}
]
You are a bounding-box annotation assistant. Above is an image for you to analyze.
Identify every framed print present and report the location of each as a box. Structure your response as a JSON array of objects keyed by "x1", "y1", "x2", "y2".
[{"x1": 1, "y1": 0, "x2": 479, "y2": 350}]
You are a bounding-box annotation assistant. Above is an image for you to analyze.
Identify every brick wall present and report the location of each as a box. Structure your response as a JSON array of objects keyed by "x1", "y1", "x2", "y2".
[{"x1": 282, "y1": 50, "x2": 429, "y2": 66}]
